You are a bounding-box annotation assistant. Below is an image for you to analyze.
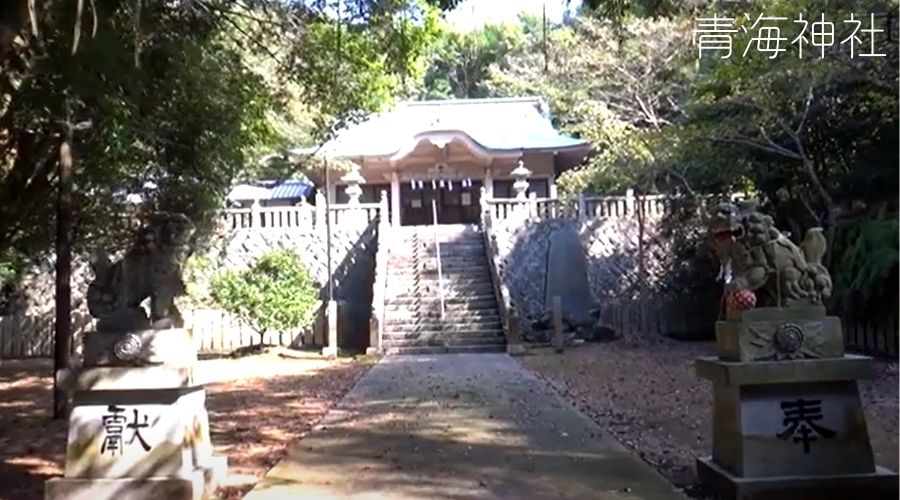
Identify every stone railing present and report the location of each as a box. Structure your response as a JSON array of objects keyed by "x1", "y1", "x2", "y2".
[
  {"x1": 479, "y1": 188, "x2": 519, "y2": 348},
  {"x1": 367, "y1": 191, "x2": 391, "y2": 354},
  {"x1": 220, "y1": 193, "x2": 380, "y2": 231},
  {"x1": 485, "y1": 190, "x2": 752, "y2": 223}
]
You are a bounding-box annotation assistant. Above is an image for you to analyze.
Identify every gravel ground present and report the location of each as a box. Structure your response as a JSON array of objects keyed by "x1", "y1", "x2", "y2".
[
  {"x1": 521, "y1": 338, "x2": 899, "y2": 497},
  {"x1": 0, "y1": 353, "x2": 371, "y2": 500}
]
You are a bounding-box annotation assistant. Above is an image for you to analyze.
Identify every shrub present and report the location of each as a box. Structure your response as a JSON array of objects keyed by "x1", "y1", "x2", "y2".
[{"x1": 211, "y1": 250, "x2": 319, "y2": 342}]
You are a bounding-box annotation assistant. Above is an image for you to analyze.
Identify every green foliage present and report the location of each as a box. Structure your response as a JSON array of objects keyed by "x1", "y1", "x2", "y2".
[
  {"x1": 670, "y1": 0, "x2": 898, "y2": 304},
  {"x1": 182, "y1": 255, "x2": 218, "y2": 308},
  {"x1": 419, "y1": 21, "x2": 524, "y2": 99},
  {"x1": 469, "y1": 1, "x2": 897, "y2": 311},
  {"x1": 832, "y1": 211, "x2": 900, "y2": 305},
  {"x1": 211, "y1": 250, "x2": 319, "y2": 340},
  {"x1": 1, "y1": 0, "x2": 448, "y2": 259},
  {"x1": 487, "y1": 16, "x2": 692, "y2": 194}
]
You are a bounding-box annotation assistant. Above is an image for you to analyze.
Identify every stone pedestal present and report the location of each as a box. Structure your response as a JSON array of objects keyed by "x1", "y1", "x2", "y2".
[
  {"x1": 46, "y1": 329, "x2": 226, "y2": 500},
  {"x1": 695, "y1": 307, "x2": 897, "y2": 500}
]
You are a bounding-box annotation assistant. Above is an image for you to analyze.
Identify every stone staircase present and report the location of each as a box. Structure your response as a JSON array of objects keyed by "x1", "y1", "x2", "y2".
[{"x1": 382, "y1": 224, "x2": 505, "y2": 354}]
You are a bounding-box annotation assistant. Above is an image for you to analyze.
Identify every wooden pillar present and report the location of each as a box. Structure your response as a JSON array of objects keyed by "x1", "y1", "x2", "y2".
[
  {"x1": 484, "y1": 165, "x2": 494, "y2": 198},
  {"x1": 390, "y1": 170, "x2": 401, "y2": 227},
  {"x1": 549, "y1": 182, "x2": 558, "y2": 218}
]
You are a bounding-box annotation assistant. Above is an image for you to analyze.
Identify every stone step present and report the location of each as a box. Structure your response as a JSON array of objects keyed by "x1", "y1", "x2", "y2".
[
  {"x1": 388, "y1": 266, "x2": 491, "y2": 274},
  {"x1": 383, "y1": 327, "x2": 503, "y2": 338},
  {"x1": 386, "y1": 283, "x2": 494, "y2": 292},
  {"x1": 384, "y1": 320, "x2": 503, "y2": 333},
  {"x1": 385, "y1": 295, "x2": 496, "y2": 306},
  {"x1": 385, "y1": 282, "x2": 494, "y2": 292},
  {"x1": 383, "y1": 344, "x2": 505, "y2": 355},
  {"x1": 386, "y1": 277, "x2": 494, "y2": 287},
  {"x1": 392, "y1": 241, "x2": 480, "y2": 247},
  {"x1": 387, "y1": 268, "x2": 492, "y2": 277},
  {"x1": 389, "y1": 255, "x2": 488, "y2": 265},
  {"x1": 384, "y1": 310, "x2": 500, "y2": 323},
  {"x1": 383, "y1": 336, "x2": 504, "y2": 347},
  {"x1": 392, "y1": 241, "x2": 484, "y2": 250},
  {"x1": 387, "y1": 293, "x2": 496, "y2": 303},
  {"x1": 385, "y1": 295, "x2": 498, "y2": 306},
  {"x1": 392, "y1": 224, "x2": 481, "y2": 238}
]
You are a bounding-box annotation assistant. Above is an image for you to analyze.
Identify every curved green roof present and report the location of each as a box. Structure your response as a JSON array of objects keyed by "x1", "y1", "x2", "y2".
[{"x1": 319, "y1": 97, "x2": 589, "y2": 158}]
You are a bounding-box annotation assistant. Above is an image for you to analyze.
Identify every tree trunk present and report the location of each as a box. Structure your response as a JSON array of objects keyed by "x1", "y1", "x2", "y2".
[{"x1": 53, "y1": 124, "x2": 74, "y2": 419}]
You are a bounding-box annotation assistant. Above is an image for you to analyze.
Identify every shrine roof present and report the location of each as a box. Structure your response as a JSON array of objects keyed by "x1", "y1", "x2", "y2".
[{"x1": 311, "y1": 97, "x2": 589, "y2": 159}]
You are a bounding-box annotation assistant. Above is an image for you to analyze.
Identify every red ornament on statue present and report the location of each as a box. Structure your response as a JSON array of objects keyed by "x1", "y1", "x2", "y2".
[{"x1": 727, "y1": 288, "x2": 756, "y2": 311}]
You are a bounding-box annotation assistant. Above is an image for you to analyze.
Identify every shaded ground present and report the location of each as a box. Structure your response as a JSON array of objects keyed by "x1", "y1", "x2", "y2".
[
  {"x1": 521, "y1": 339, "x2": 899, "y2": 498},
  {"x1": 247, "y1": 354, "x2": 686, "y2": 500},
  {"x1": 0, "y1": 353, "x2": 370, "y2": 500}
]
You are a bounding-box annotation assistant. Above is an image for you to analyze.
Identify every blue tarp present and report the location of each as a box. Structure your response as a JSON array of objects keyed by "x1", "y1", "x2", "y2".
[
  {"x1": 227, "y1": 179, "x2": 314, "y2": 201},
  {"x1": 269, "y1": 180, "x2": 314, "y2": 200}
]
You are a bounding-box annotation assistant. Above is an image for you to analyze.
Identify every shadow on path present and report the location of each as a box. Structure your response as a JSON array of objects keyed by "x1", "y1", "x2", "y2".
[{"x1": 245, "y1": 354, "x2": 686, "y2": 500}]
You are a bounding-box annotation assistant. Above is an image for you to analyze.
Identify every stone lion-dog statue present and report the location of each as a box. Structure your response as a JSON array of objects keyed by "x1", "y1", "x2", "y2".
[
  {"x1": 707, "y1": 200, "x2": 832, "y2": 309},
  {"x1": 87, "y1": 212, "x2": 195, "y2": 333}
]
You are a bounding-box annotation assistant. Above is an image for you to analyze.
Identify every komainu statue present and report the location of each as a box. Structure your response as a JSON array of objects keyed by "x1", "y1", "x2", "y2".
[
  {"x1": 707, "y1": 200, "x2": 832, "y2": 309},
  {"x1": 87, "y1": 212, "x2": 195, "y2": 333}
]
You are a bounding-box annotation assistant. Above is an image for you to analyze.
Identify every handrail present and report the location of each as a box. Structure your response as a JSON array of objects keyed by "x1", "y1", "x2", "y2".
[
  {"x1": 431, "y1": 198, "x2": 445, "y2": 319},
  {"x1": 479, "y1": 187, "x2": 515, "y2": 342},
  {"x1": 368, "y1": 191, "x2": 391, "y2": 354}
]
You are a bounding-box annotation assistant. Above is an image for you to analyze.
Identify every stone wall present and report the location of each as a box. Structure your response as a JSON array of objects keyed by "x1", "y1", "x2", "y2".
[
  {"x1": 1, "y1": 217, "x2": 379, "y2": 357},
  {"x1": 491, "y1": 208, "x2": 721, "y2": 340},
  {"x1": 193, "y1": 220, "x2": 378, "y2": 351}
]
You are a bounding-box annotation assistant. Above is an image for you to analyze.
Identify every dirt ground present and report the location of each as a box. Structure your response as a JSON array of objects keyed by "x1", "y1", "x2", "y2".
[
  {"x1": 0, "y1": 353, "x2": 371, "y2": 500},
  {"x1": 522, "y1": 338, "x2": 899, "y2": 497}
]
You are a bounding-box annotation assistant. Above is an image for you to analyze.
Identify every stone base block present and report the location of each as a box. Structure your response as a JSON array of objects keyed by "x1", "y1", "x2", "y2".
[
  {"x1": 365, "y1": 347, "x2": 381, "y2": 355},
  {"x1": 506, "y1": 344, "x2": 526, "y2": 356},
  {"x1": 46, "y1": 472, "x2": 205, "y2": 500},
  {"x1": 695, "y1": 355, "x2": 874, "y2": 386},
  {"x1": 697, "y1": 457, "x2": 899, "y2": 500},
  {"x1": 716, "y1": 306, "x2": 844, "y2": 362},
  {"x1": 83, "y1": 329, "x2": 197, "y2": 367}
]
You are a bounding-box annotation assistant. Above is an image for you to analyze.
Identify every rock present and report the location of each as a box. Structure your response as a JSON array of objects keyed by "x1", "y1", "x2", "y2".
[{"x1": 586, "y1": 323, "x2": 616, "y2": 342}]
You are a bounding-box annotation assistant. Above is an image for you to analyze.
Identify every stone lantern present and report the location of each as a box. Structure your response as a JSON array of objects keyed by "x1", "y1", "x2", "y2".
[
  {"x1": 511, "y1": 158, "x2": 531, "y2": 200},
  {"x1": 341, "y1": 164, "x2": 365, "y2": 205}
]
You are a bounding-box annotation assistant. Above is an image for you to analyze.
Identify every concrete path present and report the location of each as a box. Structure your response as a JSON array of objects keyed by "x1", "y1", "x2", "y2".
[{"x1": 244, "y1": 354, "x2": 686, "y2": 500}]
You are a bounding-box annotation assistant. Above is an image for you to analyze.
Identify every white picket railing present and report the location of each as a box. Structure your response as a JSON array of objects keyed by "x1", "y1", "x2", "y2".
[
  {"x1": 484, "y1": 190, "x2": 746, "y2": 222},
  {"x1": 220, "y1": 193, "x2": 381, "y2": 231}
]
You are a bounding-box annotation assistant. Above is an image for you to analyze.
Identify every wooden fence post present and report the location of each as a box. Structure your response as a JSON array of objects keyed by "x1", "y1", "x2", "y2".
[{"x1": 577, "y1": 193, "x2": 586, "y2": 221}]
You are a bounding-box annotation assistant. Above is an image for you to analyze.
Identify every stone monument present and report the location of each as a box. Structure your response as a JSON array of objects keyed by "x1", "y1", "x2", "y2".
[
  {"x1": 46, "y1": 212, "x2": 226, "y2": 500},
  {"x1": 695, "y1": 201, "x2": 897, "y2": 500},
  {"x1": 544, "y1": 224, "x2": 594, "y2": 328}
]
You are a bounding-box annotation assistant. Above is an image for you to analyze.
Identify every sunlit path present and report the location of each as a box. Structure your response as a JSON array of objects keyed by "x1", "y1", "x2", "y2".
[{"x1": 245, "y1": 354, "x2": 685, "y2": 500}]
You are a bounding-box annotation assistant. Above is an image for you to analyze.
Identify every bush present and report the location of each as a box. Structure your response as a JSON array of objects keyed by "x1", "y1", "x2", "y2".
[{"x1": 211, "y1": 250, "x2": 319, "y2": 341}]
